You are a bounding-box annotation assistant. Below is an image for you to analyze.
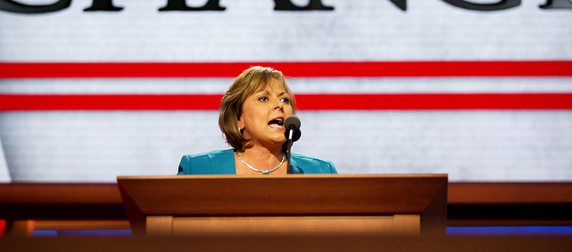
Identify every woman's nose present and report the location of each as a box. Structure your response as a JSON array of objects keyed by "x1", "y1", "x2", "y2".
[{"x1": 274, "y1": 100, "x2": 284, "y2": 111}]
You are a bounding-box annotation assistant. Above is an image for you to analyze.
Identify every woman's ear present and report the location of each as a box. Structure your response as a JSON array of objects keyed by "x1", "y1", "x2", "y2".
[{"x1": 237, "y1": 119, "x2": 244, "y2": 131}]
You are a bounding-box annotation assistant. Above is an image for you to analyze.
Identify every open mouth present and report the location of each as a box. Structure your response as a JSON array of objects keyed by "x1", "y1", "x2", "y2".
[{"x1": 268, "y1": 117, "x2": 285, "y2": 128}]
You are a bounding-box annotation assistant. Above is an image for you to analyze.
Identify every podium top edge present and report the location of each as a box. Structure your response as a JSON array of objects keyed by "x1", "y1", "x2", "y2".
[{"x1": 117, "y1": 174, "x2": 448, "y2": 181}]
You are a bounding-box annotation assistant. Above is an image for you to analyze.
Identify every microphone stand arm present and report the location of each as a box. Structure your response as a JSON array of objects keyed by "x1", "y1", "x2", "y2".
[
  {"x1": 285, "y1": 129, "x2": 294, "y2": 174},
  {"x1": 284, "y1": 129, "x2": 294, "y2": 174}
]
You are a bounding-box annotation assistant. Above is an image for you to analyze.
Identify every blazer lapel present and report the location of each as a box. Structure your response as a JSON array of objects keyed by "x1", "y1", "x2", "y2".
[{"x1": 290, "y1": 157, "x2": 305, "y2": 174}]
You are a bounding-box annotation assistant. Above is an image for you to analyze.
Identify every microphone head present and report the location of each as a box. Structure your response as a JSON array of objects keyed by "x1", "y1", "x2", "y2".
[
  {"x1": 284, "y1": 115, "x2": 301, "y2": 142},
  {"x1": 284, "y1": 115, "x2": 301, "y2": 130}
]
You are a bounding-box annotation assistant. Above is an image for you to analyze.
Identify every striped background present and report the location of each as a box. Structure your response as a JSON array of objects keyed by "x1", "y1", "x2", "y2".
[{"x1": 1, "y1": 0, "x2": 571, "y2": 182}]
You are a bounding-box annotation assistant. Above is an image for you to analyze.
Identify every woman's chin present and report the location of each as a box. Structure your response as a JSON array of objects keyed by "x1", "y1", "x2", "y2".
[
  {"x1": 249, "y1": 136, "x2": 286, "y2": 149},
  {"x1": 268, "y1": 136, "x2": 287, "y2": 145}
]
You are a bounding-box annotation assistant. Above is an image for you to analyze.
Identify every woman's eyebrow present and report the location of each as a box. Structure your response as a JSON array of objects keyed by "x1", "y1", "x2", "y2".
[
  {"x1": 255, "y1": 90, "x2": 271, "y2": 95},
  {"x1": 256, "y1": 90, "x2": 287, "y2": 96}
]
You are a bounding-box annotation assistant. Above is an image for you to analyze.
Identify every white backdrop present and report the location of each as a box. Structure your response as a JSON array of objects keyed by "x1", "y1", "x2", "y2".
[{"x1": 1, "y1": 0, "x2": 571, "y2": 182}]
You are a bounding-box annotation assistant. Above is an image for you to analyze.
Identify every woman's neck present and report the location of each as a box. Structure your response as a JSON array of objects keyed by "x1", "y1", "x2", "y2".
[{"x1": 238, "y1": 144, "x2": 284, "y2": 169}]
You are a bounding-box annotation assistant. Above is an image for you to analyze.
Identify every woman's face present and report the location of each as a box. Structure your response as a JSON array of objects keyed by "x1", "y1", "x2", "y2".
[{"x1": 238, "y1": 79, "x2": 294, "y2": 148}]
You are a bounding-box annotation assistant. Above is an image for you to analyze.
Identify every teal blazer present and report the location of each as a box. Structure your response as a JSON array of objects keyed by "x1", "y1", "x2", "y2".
[{"x1": 177, "y1": 149, "x2": 337, "y2": 175}]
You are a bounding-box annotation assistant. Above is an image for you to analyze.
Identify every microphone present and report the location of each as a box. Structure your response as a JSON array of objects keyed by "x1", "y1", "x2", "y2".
[
  {"x1": 283, "y1": 115, "x2": 301, "y2": 174},
  {"x1": 284, "y1": 115, "x2": 301, "y2": 142}
]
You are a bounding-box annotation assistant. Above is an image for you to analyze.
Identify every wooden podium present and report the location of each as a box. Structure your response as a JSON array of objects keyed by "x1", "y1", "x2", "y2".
[{"x1": 117, "y1": 174, "x2": 447, "y2": 236}]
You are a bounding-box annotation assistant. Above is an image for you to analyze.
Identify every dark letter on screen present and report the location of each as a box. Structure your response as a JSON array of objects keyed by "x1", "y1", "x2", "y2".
[
  {"x1": 443, "y1": 0, "x2": 521, "y2": 11},
  {"x1": 274, "y1": 0, "x2": 334, "y2": 11},
  {"x1": 540, "y1": 0, "x2": 572, "y2": 9},
  {"x1": 159, "y1": 0, "x2": 225, "y2": 11},
  {"x1": 84, "y1": 0, "x2": 123, "y2": 11},
  {"x1": 0, "y1": 0, "x2": 71, "y2": 13},
  {"x1": 389, "y1": 0, "x2": 406, "y2": 11}
]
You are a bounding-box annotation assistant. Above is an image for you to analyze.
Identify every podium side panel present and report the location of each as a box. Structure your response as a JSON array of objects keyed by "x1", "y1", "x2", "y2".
[
  {"x1": 393, "y1": 214, "x2": 421, "y2": 236},
  {"x1": 146, "y1": 216, "x2": 173, "y2": 236},
  {"x1": 171, "y1": 216, "x2": 413, "y2": 236}
]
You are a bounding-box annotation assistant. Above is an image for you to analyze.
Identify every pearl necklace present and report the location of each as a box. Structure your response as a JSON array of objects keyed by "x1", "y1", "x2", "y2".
[{"x1": 236, "y1": 151, "x2": 285, "y2": 175}]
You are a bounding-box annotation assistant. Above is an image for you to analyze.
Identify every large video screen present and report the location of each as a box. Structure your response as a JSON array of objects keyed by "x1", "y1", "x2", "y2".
[{"x1": 1, "y1": 0, "x2": 571, "y2": 182}]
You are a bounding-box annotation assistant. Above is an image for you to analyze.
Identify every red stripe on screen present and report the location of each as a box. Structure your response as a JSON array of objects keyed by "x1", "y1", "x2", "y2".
[
  {"x1": 1, "y1": 93, "x2": 571, "y2": 111},
  {"x1": 1, "y1": 61, "x2": 571, "y2": 78}
]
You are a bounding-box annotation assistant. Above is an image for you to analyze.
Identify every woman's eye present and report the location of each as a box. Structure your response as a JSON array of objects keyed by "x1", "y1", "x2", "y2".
[
  {"x1": 280, "y1": 98, "x2": 290, "y2": 104},
  {"x1": 258, "y1": 97, "x2": 268, "y2": 102}
]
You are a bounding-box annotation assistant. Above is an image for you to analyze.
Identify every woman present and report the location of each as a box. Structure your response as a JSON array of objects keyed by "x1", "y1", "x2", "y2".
[{"x1": 177, "y1": 66, "x2": 337, "y2": 175}]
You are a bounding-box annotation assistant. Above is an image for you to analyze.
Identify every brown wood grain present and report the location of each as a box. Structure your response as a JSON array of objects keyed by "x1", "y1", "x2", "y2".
[
  {"x1": 0, "y1": 183, "x2": 122, "y2": 204},
  {"x1": 117, "y1": 174, "x2": 447, "y2": 216},
  {"x1": 448, "y1": 182, "x2": 572, "y2": 204},
  {"x1": 117, "y1": 174, "x2": 448, "y2": 236}
]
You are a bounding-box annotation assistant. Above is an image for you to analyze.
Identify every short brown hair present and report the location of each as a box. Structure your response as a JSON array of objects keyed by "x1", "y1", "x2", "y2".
[{"x1": 219, "y1": 66, "x2": 296, "y2": 151}]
